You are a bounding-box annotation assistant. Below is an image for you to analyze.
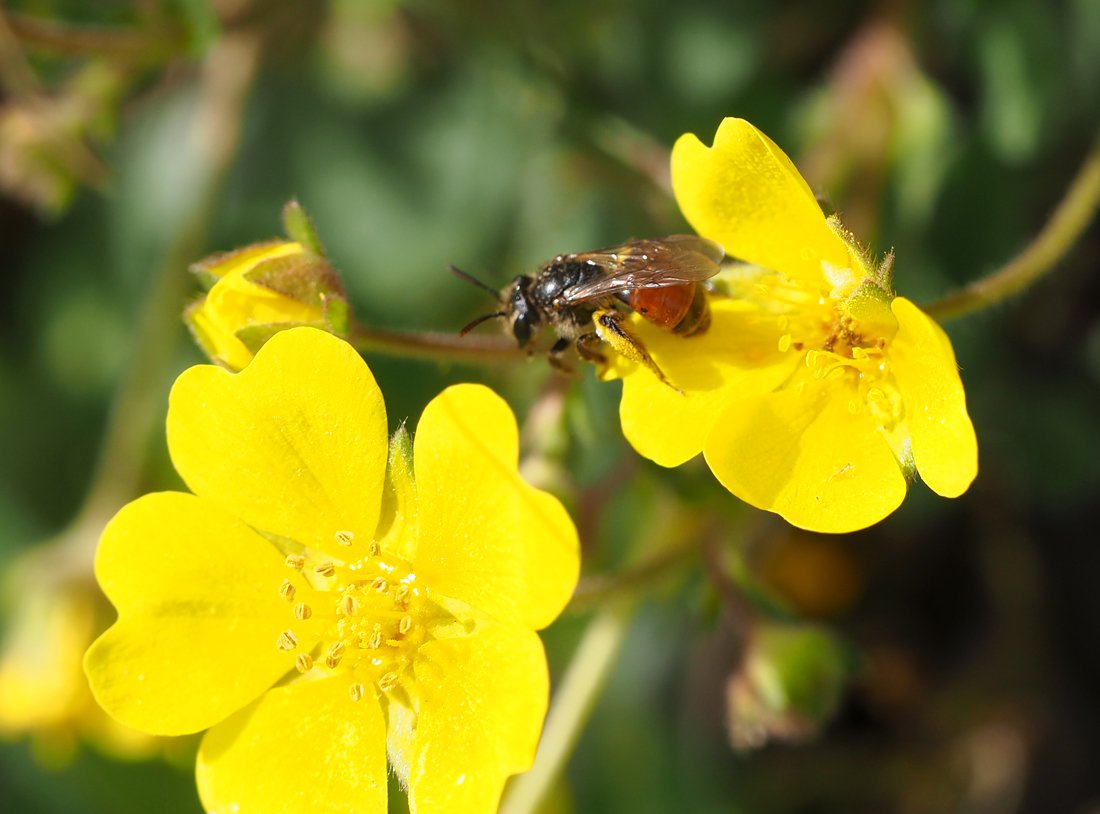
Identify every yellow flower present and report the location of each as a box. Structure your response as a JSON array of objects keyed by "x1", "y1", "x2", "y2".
[
  {"x1": 186, "y1": 240, "x2": 348, "y2": 371},
  {"x1": 608, "y1": 118, "x2": 977, "y2": 533},
  {"x1": 84, "y1": 327, "x2": 579, "y2": 814}
]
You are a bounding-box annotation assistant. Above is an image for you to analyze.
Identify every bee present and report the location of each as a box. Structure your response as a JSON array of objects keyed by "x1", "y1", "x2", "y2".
[{"x1": 452, "y1": 235, "x2": 725, "y2": 388}]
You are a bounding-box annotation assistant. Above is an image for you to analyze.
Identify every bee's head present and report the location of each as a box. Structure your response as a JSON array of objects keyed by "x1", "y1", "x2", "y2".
[{"x1": 504, "y1": 275, "x2": 540, "y2": 349}]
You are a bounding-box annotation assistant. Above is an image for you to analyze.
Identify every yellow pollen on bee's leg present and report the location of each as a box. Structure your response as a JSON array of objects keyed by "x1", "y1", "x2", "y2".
[
  {"x1": 349, "y1": 682, "x2": 365, "y2": 702},
  {"x1": 314, "y1": 561, "x2": 336, "y2": 578},
  {"x1": 294, "y1": 602, "x2": 312, "y2": 620},
  {"x1": 335, "y1": 530, "x2": 355, "y2": 547},
  {"x1": 277, "y1": 630, "x2": 298, "y2": 651},
  {"x1": 278, "y1": 579, "x2": 296, "y2": 601},
  {"x1": 295, "y1": 653, "x2": 313, "y2": 673},
  {"x1": 285, "y1": 554, "x2": 305, "y2": 571}
]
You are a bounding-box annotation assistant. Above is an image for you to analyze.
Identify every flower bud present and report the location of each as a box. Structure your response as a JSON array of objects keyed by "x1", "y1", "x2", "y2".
[
  {"x1": 726, "y1": 621, "x2": 852, "y2": 750},
  {"x1": 185, "y1": 240, "x2": 348, "y2": 370}
]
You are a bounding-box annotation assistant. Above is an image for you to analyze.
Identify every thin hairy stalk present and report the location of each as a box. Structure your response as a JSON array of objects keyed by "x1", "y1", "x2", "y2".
[
  {"x1": 499, "y1": 603, "x2": 635, "y2": 814},
  {"x1": 925, "y1": 130, "x2": 1100, "y2": 322},
  {"x1": 349, "y1": 323, "x2": 523, "y2": 363}
]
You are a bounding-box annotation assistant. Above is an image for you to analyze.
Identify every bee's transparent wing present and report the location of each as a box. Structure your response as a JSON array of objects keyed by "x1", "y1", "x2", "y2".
[{"x1": 559, "y1": 235, "x2": 725, "y2": 304}]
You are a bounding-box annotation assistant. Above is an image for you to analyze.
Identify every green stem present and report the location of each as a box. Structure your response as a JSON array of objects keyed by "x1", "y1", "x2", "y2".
[
  {"x1": 348, "y1": 323, "x2": 523, "y2": 364},
  {"x1": 499, "y1": 603, "x2": 635, "y2": 814},
  {"x1": 924, "y1": 129, "x2": 1100, "y2": 322}
]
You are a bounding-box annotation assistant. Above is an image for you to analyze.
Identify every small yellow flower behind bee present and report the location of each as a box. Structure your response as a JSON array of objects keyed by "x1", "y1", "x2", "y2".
[
  {"x1": 84, "y1": 327, "x2": 580, "y2": 814},
  {"x1": 606, "y1": 118, "x2": 978, "y2": 533}
]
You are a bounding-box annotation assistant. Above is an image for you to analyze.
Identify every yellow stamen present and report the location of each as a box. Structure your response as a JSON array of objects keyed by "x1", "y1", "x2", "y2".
[
  {"x1": 335, "y1": 530, "x2": 355, "y2": 547},
  {"x1": 295, "y1": 653, "x2": 313, "y2": 673},
  {"x1": 378, "y1": 672, "x2": 399, "y2": 692},
  {"x1": 279, "y1": 579, "x2": 296, "y2": 601},
  {"x1": 276, "y1": 630, "x2": 298, "y2": 651}
]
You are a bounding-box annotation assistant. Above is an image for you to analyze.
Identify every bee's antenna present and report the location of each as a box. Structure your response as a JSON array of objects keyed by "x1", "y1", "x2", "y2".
[
  {"x1": 459, "y1": 312, "x2": 507, "y2": 336},
  {"x1": 449, "y1": 264, "x2": 500, "y2": 300}
]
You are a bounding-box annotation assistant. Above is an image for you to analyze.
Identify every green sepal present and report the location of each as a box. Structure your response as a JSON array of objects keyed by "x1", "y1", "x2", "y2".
[
  {"x1": 322, "y1": 293, "x2": 350, "y2": 336},
  {"x1": 388, "y1": 424, "x2": 415, "y2": 481},
  {"x1": 281, "y1": 200, "x2": 327, "y2": 258},
  {"x1": 373, "y1": 424, "x2": 418, "y2": 560},
  {"x1": 234, "y1": 321, "x2": 324, "y2": 354},
  {"x1": 842, "y1": 277, "x2": 898, "y2": 343},
  {"x1": 244, "y1": 254, "x2": 346, "y2": 310}
]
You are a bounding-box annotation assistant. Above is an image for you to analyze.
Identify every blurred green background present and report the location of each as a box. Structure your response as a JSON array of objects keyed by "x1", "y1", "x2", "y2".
[{"x1": 2, "y1": 1, "x2": 1099, "y2": 812}]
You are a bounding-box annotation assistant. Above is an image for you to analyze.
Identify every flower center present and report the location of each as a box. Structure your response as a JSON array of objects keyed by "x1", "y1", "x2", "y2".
[{"x1": 273, "y1": 533, "x2": 443, "y2": 703}]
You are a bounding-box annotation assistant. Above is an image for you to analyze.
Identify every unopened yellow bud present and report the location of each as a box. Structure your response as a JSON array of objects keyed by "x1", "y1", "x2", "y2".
[{"x1": 184, "y1": 215, "x2": 349, "y2": 371}]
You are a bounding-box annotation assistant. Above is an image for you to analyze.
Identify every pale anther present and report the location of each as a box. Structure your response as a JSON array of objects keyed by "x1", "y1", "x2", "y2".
[
  {"x1": 325, "y1": 641, "x2": 345, "y2": 669},
  {"x1": 294, "y1": 602, "x2": 312, "y2": 620},
  {"x1": 295, "y1": 653, "x2": 313, "y2": 673},
  {"x1": 279, "y1": 579, "x2": 296, "y2": 601},
  {"x1": 367, "y1": 541, "x2": 380, "y2": 556},
  {"x1": 378, "y1": 672, "x2": 399, "y2": 692},
  {"x1": 335, "y1": 530, "x2": 355, "y2": 547},
  {"x1": 371, "y1": 577, "x2": 388, "y2": 593},
  {"x1": 398, "y1": 615, "x2": 413, "y2": 635},
  {"x1": 314, "y1": 561, "x2": 336, "y2": 578},
  {"x1": 285, "y1": 554, "x2": 305, "y2": 571},
  {"x1": 367, "y1": 630, "x2": 383, "y2": 650},
  {"x1": 340, "y1": 595, "x2": 358, "y2": 616},
  {"x1": 393, "y1": 584, "x2": 410, "y2": 605},
  {"x1": 277, "y1": 630, "x2": 298, "y2": 651},
  {"x1": 349, "y1": 683, "x2": 365, "y2": 702}
]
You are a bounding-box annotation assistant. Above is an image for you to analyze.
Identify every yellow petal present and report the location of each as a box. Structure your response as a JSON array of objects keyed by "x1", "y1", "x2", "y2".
[
  {"x1": 85, "y1": 492, "x2": 298, "y2": 736},
  {"x1": 704, "y1": 377, "x2": 907, "y2": 533},
  {"x1": 614, "y1": 298, "x2": 803, "y2": 466},
  {"x1": 195, "y1": 240, "x2": 303, "y2": 280},
  {"x1": 889, "y1": 297, "x2": 978, "y2": 497},
  {"x1": 671, "y1": 118, "x2": 850, "y2": 281},
  {"x1": 205, "y1": 271, "x2": 324, "y2": 331},
  {"x1": 167, "y1": 327, "x2": 388, "y2": 559},
  {"x1": 197, "y1": 677, "x2": 387, "y2": 814},
  {"x1": 407, "y1": 622, "x2": 548, "y2": 814},
  {"x1": 413, "y1": 384, "x2": 579, "y2": 630},
  {"x1": 187, "y1": 300, "x2": 254, "y2": 371}
]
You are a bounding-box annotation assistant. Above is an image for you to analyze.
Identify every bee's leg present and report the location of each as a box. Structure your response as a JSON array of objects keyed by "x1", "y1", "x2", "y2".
[
  {"x1": 548, "y1": 337, "x2": 576, "y2": 376},
  {"x1": 575, "y1": 331, "x2": 609, "y2": 368},
  {"x1": 591, "y1": 309, "x2": 679, "y2": 392}
]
